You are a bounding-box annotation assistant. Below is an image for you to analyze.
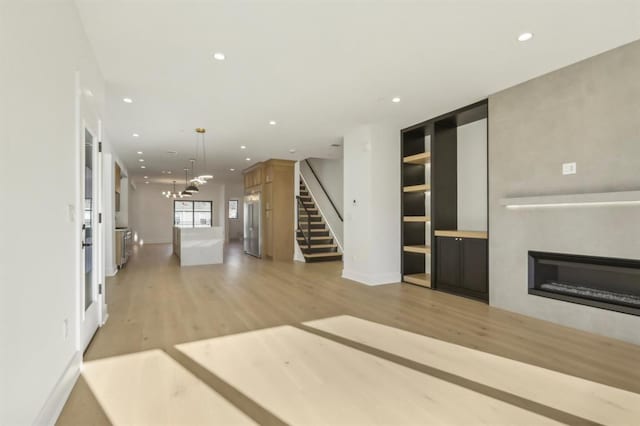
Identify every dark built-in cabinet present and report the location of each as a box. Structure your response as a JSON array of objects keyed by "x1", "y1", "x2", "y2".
[
  {"x1": 436, "y1": 236, "x2": 488, "y2": 299},
  {"x1": 401, "y1": 100, "x2": 489, "y2": 301}
]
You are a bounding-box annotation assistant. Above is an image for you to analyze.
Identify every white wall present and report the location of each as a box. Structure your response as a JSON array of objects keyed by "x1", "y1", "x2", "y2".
[
  {"x1": 226, "y1": 182, "x2": 244, "y2": 241},
  {"x1": 307, "y1": 155, "x2": 344, "y2": 216},
  {"x1": 489, "y1": 40, "x2": 640, "y2": 345},
  {"x1": 342, "y1": 124, "x2": 401, "y2": 285},
  {"x1": 0, "y1": 1, "x2": 106, "y2": 423},
  {"x1": 457, "y1": 119, "x2": 488, "y2": 231},
  {"x1": 115, "y1": 168, "x2": 129, "y2": 227},
  {"x1": 129, "y1": 182, "x2": 226, "y2": 245}
]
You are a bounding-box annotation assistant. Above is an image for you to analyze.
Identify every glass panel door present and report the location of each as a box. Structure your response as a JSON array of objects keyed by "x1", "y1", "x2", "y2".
[{"x1": 84, "y1": 128, "x2": 95, "y2": 309}]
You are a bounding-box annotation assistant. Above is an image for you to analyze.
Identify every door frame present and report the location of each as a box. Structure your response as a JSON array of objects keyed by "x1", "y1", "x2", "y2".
[
  {"x1": 75, "y1": 72, "x2": 106, "y2": 353},
  {"x1": 78, "y1": 120, "x2": 101, "y2": 351}
]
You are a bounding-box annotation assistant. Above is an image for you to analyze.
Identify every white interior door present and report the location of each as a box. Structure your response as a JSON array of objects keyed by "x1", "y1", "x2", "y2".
[{"x1": 80, "y1": 124, "x2": 100, "y2": 350}]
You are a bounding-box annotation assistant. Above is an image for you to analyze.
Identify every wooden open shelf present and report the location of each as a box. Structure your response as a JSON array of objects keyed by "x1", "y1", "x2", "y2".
[
  {"x1": 403, "y1": 273, "x2": 431, "y2": 288},
  {"x1": 403, "y1": 152, "x2": 431, "y2": 165},
  {"x1": 403, "y1": 245, "x2": 431, "y2": 254},
  {"x1": 403, "y1": 184, "x2": 430, "y2": 193},
  {"x1": 434, "y1": 230, "x2": 488, "y2": 239},
  {"x1": 403, "y1": 216, "x2": 430, "y2": 223}
]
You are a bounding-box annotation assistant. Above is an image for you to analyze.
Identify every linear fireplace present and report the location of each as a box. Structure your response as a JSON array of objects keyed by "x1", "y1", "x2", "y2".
[{"x1": 528, "y1": 251, "x2": 640, "y2": 316}]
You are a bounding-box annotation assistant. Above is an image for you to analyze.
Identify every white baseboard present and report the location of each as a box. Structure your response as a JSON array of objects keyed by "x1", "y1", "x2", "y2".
[
  {"x1": 33, "y1": 351, "x2": 82, "y2": 426},
  {"x1": 342, "y1": 269, "x2": 401, "y2": 286}
]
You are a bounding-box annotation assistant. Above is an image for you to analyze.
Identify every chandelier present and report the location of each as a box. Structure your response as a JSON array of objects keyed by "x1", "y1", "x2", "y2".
[{"x1": 162, "y1": 180, "x2": 181, "y2": 198}]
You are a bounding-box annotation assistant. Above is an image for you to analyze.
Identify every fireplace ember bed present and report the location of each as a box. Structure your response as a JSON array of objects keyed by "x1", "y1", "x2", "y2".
[{"x1": 528, "y1": 251, "x2": 640, "y2": 316}]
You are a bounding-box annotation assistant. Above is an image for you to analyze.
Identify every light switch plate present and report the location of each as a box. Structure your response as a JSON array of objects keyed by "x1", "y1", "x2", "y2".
[{"x1": 562, "y1": 162, "x2": 577, "y2": 175}]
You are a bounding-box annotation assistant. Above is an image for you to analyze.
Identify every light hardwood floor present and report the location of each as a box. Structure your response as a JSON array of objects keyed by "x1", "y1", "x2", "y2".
[{"x1": 57, "y1": 242, "x2": 640, "y2": 425}]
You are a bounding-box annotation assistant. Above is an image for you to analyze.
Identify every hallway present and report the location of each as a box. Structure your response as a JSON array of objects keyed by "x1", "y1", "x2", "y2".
[{"x1": 57, "y1": 243, "x2": 640, "y2": 425}]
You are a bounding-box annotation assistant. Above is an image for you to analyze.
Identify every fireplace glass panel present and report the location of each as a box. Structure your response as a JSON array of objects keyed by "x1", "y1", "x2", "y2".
[{"x1": 529, "y1": 251, "x2": 640, "y2": 316}]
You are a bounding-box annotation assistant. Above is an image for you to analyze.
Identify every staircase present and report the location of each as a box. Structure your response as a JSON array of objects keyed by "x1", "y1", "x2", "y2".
[{"x1": 296, "y1": 182, "x2": 342, "y2": 262}]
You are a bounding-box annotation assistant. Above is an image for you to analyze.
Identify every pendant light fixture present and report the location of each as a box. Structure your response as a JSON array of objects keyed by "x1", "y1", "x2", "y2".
[
  {"x1": 185, "y1": 159, "x2": 200, "y2": 194},
  {"x1": 163, "y1": 180, "x2": 181, "y2": 198},
  {"x1": 181, "y1": 168, "x2": 192, "y2": 197},
  {"x1": 195, "y1": 128, "x2": 213, "y2": 181},
  {"x1": 190, "y1": 130, "x2": 206, "y2": 185}
]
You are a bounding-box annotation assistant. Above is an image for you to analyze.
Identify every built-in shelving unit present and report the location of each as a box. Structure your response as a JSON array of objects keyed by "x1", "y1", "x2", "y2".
[
  {"x1": 403, "y1": 184, "x2": 430, "y2": 193},
  {"x1": 401, "y1": 100, "x2": 489, "y2": 301},
  {"x1": 403, "y1": 245, "x2": 431, "y2": 254},
  {"x1": 403, "y1": 273, "x2": 431, "y2": 287},
  {"x1": 403, "y1": 152, "x2": 431, "y2": 165},
  {"x1": 401, "y1": 124, "x2": 432, "y2": 288},
  {"x1": 403, "y1": 216, "x2": 430, "y2": 222}
]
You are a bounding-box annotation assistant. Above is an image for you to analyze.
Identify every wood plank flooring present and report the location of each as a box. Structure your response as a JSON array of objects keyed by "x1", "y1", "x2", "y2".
[{"x1": 57, "y1": 242, "x2": 640, "y2": 425}]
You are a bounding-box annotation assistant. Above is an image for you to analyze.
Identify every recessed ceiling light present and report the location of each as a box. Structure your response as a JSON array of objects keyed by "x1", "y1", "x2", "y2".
[
  {"x1": 289, "y1": 149, "x2": 296, "y2": 153},
  {"x1": 123, "y1": 97, "x2": 133, "y2": 103},
  {"x1": 138, "y1": 158, "x2": 144, "y2": 162},
  {"x1": 240, "y1": 145, "x2": 246, "y2": 150},
  {"x1": 229, "y1": 168, "x2": 235, "y2": 172},
  {"x1": 145, "y1": 181, "x2": 149, "y2": 184},
  {"x1": 132, "y1": 133, "x2": 139, "y2": 138},
  {"x1": 140, "y1": 165, "x2": 146, "y2": 169},
  {"x1": 144, "y1": 176, "x2": 148, "y2": 178},
  {"x1": 167, "y1": 171, "x2": 172, "y2": 174},
  {"x1": 269, "y1": 120, "x2": 277, "y2": 125},
  {"x1": 246, "y1": 157, "x2": 251, "y2": 161},
  {"x1": 518, "y1": 32, "x2": 533, "y2": 42},
  {"x1": 137, "y1": 151, "x2": 143, "y2": 155},
  {"x1": 392, "y1": 97, "x2": 401, "y2": 103},
  {"x1": 213, "y1": 52, "x2": 225, "y2": 61}
]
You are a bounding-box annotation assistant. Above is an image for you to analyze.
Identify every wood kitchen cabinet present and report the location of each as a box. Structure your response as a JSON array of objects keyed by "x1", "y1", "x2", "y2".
[
  {"x1": 115, "y1": 163, "x2": 121, "y2": 193},
  {"x1": 243, "y1": 159, "x2": 294, "y2": 261},
  {"x1": 435, "y1": 234, "x2": 488, "y2": 300}
]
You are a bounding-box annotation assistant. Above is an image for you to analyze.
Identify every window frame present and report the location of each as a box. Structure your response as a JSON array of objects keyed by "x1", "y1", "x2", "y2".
[
  {"x1": 173, "y1": 200, "x2": 213, "y2": 228},
  {"x1": 228, "y1": 199, "x2": 239, "y2": 219}
]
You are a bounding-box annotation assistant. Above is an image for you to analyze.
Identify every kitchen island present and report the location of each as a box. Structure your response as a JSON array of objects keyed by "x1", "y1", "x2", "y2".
[{"x1": 172, "y1": 226, "x2": 224, "y2": 266}]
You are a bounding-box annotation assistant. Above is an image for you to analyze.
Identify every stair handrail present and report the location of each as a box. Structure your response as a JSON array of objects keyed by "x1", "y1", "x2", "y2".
[
  {"x1": 304, "y1": 159, "x2": 343, "y2": 222},
  {"x1": 296, "y1": 195, "x2": 312, "y2": 250}
]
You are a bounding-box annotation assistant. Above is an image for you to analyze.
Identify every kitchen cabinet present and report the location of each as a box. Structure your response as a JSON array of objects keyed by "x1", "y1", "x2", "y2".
[
  {"x1": 435, "y1": 235, "x2": 488, "y2": 300},
  {"x1": 242, "y1": 159, "x2": 294, "y2": 261}
]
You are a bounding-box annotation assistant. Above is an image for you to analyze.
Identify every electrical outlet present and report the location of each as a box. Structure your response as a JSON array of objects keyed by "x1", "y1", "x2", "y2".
[{"x1": 562, "y1": 162, "x2": 577, "y2": 175}]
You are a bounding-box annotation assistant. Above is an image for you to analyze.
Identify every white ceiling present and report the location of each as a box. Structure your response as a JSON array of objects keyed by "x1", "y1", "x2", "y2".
[{"x1": 75, "y1": 0, "x2": 640, "y2": 185}]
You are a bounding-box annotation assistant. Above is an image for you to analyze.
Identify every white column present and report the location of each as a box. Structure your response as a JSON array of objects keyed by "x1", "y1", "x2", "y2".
[{"x1": 342, "y1": 124, "x2": 401, "y2": 285}]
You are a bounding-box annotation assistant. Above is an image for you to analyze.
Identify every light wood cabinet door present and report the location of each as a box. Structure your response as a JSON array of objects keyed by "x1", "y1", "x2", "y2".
[
  {"x1": 264, "y1": 210, "x2": 273, "y2": 257},
  {"x1": 263, "y1": 182, "x2": 273, "y2": 211}
]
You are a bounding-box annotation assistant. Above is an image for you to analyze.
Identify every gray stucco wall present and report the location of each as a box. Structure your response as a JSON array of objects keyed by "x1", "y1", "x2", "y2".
[{"x1": 489, "y1": 40, "x2": 640, "y2": 345}]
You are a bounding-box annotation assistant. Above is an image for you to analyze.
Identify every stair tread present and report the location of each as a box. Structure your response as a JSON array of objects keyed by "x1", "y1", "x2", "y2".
[
  {"x1": 297, "y1": 236, "x2": 333, "y2": 240},
  {"x1": 304, "y1": 252, "x2": 343, "y2": 258},
  {"x1": 302, "y1": 244, "x2": 338, "y2": 249}
]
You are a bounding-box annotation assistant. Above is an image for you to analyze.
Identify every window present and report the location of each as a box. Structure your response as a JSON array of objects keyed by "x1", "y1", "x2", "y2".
[
  {"x1": 173, "y1": 200, "x2": 212, "y2": 228},
  {"x1": 228, "y1": 199, "x2": 239, "y2": 219}
]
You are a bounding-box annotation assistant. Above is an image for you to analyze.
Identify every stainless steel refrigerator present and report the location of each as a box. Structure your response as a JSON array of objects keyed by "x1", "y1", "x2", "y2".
[{"x1": 244, "y1": 193, "x2": 261, "y2": 257}]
